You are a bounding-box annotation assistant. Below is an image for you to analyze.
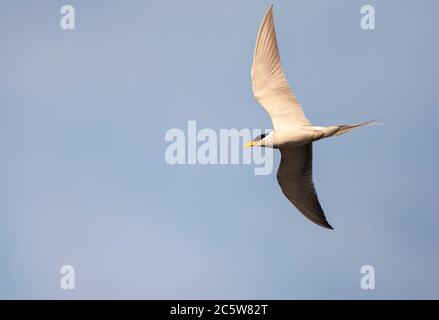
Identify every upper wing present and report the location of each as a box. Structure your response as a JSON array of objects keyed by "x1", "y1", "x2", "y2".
[
  {"x1": 251, "y1": 5, "x2": 311, "y2": 130},
  {"x1": 277, "y1": 144, "x2": 333, "y2": 229}
]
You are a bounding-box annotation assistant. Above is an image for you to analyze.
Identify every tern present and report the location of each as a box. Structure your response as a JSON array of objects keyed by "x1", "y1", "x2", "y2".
[{"x1": 245, "y1": 5, "x2": 376, "y2": 229}]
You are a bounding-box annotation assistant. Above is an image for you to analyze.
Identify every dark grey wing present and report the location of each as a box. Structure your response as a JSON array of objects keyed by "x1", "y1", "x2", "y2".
[{"x1": 276, "y1": 144, "x2": 333, "y2": 229}]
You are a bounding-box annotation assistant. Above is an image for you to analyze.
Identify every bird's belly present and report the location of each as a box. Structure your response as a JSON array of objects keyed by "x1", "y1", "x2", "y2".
[{"x1": 273, "y1": 128, "x2": 316, "y2": 148}]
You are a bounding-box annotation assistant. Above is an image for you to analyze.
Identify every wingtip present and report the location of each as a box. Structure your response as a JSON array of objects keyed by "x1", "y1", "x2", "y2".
[
  {"x1": 321, "y1": 222, "x2": 334, "y2": 230},
  {"x1": 267, "y1": 4, "x2": 274, "y2": 14},
  {"x1": 311, "y1": 217, "x2": 334, "y2": 230}
]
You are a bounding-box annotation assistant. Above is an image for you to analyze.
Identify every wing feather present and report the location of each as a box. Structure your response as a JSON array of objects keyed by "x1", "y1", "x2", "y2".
[
  {"x1": 277, "y1": 144, "x2": 333, "y2": 229},
  {"x1": 252, "y1": 5, "x2": 311, "y2": 129}
]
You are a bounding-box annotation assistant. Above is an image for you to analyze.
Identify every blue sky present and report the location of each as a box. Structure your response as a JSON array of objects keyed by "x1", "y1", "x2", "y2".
[{"x1": 1, "y1": 0, "x2": 439, "y2": 299}]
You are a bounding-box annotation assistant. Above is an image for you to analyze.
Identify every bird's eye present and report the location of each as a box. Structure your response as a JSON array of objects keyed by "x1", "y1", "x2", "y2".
[{"x1": 255, "y1": 133, "x2": 267, "y2": 141}]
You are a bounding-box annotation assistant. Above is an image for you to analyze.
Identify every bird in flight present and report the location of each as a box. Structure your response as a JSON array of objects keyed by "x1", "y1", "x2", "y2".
[{"x1": 245, "y1": 5, "x2": 377, "y2": 229}]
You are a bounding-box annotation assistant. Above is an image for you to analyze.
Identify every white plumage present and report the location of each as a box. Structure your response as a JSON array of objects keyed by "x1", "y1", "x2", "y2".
[{"x1": 246, "y1": 5, "x2": 376, "y2": 229}]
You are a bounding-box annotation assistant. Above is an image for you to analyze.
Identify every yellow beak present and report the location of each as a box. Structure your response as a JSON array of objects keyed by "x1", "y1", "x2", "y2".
[{"x1": 244, "y1": 141, "x2": 257, "y2": 149}]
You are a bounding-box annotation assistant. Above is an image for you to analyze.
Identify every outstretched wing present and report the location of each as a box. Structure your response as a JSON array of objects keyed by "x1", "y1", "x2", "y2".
[
  {"x1": 277, "y1": 144, "x2": 333, "y2": 229},
  {"x1": 252, "y1": 5, "x2": 311, "y2": 130}
]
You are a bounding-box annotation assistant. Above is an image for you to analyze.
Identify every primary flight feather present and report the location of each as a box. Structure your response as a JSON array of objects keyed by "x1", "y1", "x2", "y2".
[{"x1": 246, "y1": 5, "x2": 376, "y2": 229}]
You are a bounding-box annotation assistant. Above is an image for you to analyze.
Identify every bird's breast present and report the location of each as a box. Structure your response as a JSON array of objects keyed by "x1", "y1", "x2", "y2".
[{"x1": 273, "y1": 128, "x2": 316, "y2": 148}]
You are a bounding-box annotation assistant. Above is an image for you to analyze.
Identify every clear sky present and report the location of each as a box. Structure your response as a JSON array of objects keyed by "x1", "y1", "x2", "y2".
[{"x1": 1, "y1": 0, "x2": 439, "y2": 299}]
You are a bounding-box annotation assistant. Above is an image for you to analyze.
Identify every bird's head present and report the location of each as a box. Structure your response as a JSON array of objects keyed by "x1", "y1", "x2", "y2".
[{"x1": 244, "y1": 133, "x2": 268, "y2": 148}]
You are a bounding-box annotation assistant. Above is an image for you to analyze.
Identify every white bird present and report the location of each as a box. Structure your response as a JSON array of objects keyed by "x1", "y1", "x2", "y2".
[{"x1": 245, "y1": 5, "x2": 376, "y2": 229}]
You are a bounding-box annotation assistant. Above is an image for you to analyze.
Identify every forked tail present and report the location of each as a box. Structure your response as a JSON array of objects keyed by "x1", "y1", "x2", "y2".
[
  {"x1": 318, "y1": 119, "x2": 379, "y2": 140},
  {"x1": 334, "y1": 119, "x2": 379, "y2": 136}
]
